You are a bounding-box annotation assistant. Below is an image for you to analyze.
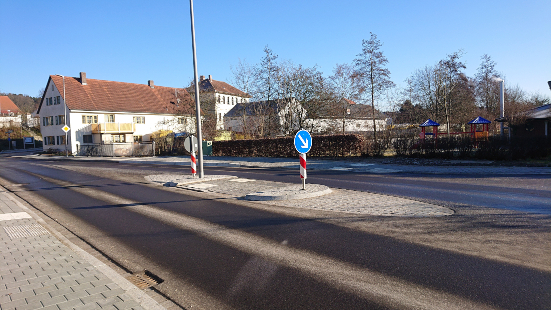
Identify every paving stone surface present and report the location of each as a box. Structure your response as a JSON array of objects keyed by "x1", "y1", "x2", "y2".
[
  {"x1": 0, "y1": 188, "x2": 167, "y2": 310},
  {"x1": 147, "y1": 175, "x2": 454, "y2": 217}
]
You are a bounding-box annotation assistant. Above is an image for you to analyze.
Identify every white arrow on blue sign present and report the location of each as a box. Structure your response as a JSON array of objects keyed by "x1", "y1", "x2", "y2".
[{"x1": 294, "y1": 130, "x2": 312, "y2": 154}]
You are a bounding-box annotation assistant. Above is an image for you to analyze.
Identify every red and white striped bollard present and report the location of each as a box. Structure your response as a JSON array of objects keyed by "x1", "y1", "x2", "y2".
[
  {"x1": 191, "y1": 152, "x2": 197, "y2": 177},
  {"x1": 300, "y1": 153, "x2": 307, "y2": 189}
]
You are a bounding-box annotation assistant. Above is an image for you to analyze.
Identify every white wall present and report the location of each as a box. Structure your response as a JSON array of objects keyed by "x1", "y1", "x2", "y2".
[
  {"x1": 216, "y1": 94, "x2": 249, "y2": 130},
  {"x1": 307, "y1": 118, "x2": 388, "y2": 134},
  {"x1": 39, "y1": 80, "x2": 70, "y2": 152},
  {"x1": 40, "y1": 78, "x2": 195, "y2": 154}
]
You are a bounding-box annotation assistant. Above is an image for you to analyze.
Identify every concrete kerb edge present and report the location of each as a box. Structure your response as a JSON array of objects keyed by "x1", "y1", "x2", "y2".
[
  {"x1": 145, "y1": 175, "x2": 237, "y2": 187},
  {"x1": 0, "y1": 187, "x2": 167, "y2": 310},
  {"x1": 244, "y1": 185, "x2": 333, "y2": 201}
]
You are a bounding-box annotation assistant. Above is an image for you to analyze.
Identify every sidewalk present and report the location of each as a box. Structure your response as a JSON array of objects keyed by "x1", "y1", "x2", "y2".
[{"x1": 0, "y1": 187, "x2": 168, "y2": 310}]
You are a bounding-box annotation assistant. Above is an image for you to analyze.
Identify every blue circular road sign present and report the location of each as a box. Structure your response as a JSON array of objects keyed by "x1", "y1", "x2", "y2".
[{"x1": 294, "y1": 130, "x2": 312, "y2": 154}]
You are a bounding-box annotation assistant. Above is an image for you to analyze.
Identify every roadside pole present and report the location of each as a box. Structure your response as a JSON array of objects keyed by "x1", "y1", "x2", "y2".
[
  {"x1": 189, "y1": 0, "x2": 204, "y2": 178},
  {"x1": 300, "y1": 153, "x2": 307, "y2": 190},
  {"x1": 294, "y1": 130, "x2": 312, "y2": 190}
]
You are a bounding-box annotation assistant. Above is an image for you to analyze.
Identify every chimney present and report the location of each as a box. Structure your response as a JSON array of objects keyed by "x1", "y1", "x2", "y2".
[
  {"x1": 209, "y1": 75, "x2": 212, "y2": 81},
  {"x1": 148, "y1": 80, "x2": 154, "y2": 88},
  {"x1": 200, "y1": 75, "x2": 204, "y2": 81},
  {"x1": 80, "y1": 72, "x2": 87, "y2": 85}
]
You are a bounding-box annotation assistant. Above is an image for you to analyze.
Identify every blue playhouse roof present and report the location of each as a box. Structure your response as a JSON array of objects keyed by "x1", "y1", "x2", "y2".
[
  {"x1": 419, "y1": 119, "x2": 440, "y2": 127},
  {"x1": 468, "y1": 116, "x2": 491, "y2": 124}
]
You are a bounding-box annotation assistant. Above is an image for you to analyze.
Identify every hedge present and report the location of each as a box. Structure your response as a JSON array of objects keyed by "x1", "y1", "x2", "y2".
[{"x1": 211, "y1": 134, "x2": 367, "y2": 157}]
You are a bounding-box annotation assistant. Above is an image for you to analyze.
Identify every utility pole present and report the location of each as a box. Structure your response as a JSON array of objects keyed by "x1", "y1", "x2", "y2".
[{"x1": 189, "y1": 0, "x2": 204, "y2": 178}]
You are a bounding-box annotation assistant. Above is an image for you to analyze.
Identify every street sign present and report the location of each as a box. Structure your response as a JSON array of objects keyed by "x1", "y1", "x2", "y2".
[
  {"x1": 294, "y1": 130, "x2": 312, "y2": 154},
  {"x1": 62, "y1": 125, "x2": 70, "y2": 133},
  {"x1": 184, "y1": 135, "x2": 198, "y2": 153}
]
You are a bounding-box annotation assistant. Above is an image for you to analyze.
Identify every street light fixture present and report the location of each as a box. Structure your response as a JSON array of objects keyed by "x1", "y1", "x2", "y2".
[{"x1": 492, "y1": 77, "x2": 505, "y2": 137}]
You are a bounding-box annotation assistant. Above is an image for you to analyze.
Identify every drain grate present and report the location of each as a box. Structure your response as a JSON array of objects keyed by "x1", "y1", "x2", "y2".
[
  {"x1": 126, "y1": 270, "x2": 163, "y2": 289},
  {"x1": 4, "y1": 224, "x2": 50, "y2": 239}
]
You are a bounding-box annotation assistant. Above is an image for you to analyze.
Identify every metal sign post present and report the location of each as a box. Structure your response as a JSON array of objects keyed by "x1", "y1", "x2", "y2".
[
  {"x1": 62, "y1": 125, "x2": 70, "y2": 157},
  {"x1": 7, "y1": 130, "x2": 12, "y2": 150},
  {"x1": 294, "y1": 130, "x2": 312, "y2": 190}
]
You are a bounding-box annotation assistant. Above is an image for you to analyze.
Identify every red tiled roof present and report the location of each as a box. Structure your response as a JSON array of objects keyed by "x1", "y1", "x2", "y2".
[
  {"x1": 343, "y1": 98, "x2": 356, "y2": 105},
  {"x1": 0, "y1": 96, "x2": 20, "y2": 114},
  {"x1": 38, "y1": 75, "x2": 194, "y2": 115},
  {"x1": 188, "y1": 78, "x2": 250, "y2": 97}
]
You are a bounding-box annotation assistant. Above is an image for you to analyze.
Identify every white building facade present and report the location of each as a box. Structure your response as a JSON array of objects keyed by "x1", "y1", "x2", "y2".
[
  {"x1": 188, "y1": 75, "x2": 251, "y2": 130},
  {"x1": 38, "y1": 73, "x2": 195, "y2": 155}
]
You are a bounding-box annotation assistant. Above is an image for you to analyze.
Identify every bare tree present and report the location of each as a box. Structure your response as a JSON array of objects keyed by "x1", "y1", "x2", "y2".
[
  {"x1": 475, "y1": 54, "x2": 502, "y2": 115},
  {"x1": 329, "y1": 63, "x2": 360, "y2": 133},
  {"x1": 435, "y1": 51, "x2": 466, "y2": 133},
  {"x1": 275, "y1": 61, "x2": 329, "y2": 134},
  {"x1": 354, "y1": 33, "x2": 395, "y2": 140},
  {"x1": 230, "y1": 58, "x2": 254, "y2": 97},
  {"x1": 255, "y1": 46, "x2": 279, "y2": 102}
]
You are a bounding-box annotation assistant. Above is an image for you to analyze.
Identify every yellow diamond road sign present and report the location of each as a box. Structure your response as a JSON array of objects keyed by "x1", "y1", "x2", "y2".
[{"x1": 62, "y1": 125, "x2": 70, "y2": 133}]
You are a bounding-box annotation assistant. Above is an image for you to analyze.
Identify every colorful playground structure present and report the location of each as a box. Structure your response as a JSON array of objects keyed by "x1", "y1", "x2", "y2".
[{"x1": 419, "y1": 117, "x2": 492, "y2": 142}]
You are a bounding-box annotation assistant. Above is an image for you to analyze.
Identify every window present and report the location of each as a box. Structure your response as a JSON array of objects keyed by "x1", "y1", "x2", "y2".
[
  {"x1": 134, "y1": 135, "x2": 143, "y2": 143},
  {"x1": 58, "y1": 115, "x2": 65, "y2": 124},
  {"x1": 49, "y1": 116, "x2": 53, "y2": 126},
  {"x1": 82, "y1": 115, "x2": 98, "y2": 124},
  {"x1": 83, "y1": 135, "x2": 93, "y2": 143},
  {"x1": 53, "y1": 97, "x2": 57, "y2": 105},
  {"x1": 232, "y1": 97, "x2": 234, "y2": 104},
  {"x1": 57, "y1": 96, "x2": 61, "y2": 105},
  {"x1": 223, "y1": 96, "x2": 226, "y2": 104},
  {"x1": 113, "y1": 134, "x2": 125, "y2": 143},
  {"x1": 178, "y1": 117, "x2": 187, "y2": 125},
  {"x1": 133, "y1": 116, "x2": 145, "y2": 124},
  {"x1": 45, "y1": 136, "x2": 55, "y2": 145},
  {"x1": 55, "y1": 116, "x2": 59, "y2": 125},
  {"x1": 105, "y1": 114, "x2": 115, "y2": 123},
  {"x1": 56, "y1": 136, "x2": 66, "y2": 145},
  {"x1": 218, "y1": 113, "x2": 222, "y2": 121}
]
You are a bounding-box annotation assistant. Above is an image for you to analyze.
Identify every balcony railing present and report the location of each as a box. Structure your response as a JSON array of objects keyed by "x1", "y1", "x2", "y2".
[{"x1": 91, "y1": 123, "x2": 135, "y2": 134}]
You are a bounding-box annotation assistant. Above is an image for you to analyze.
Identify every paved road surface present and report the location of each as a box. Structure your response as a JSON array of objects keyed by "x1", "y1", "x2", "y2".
[{"x1": 0, "y1": 156, "x2": 549, "y2": 310}]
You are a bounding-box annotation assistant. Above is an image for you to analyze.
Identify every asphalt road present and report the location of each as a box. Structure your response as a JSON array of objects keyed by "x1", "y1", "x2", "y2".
[{"x1": 0, "y1": 157, "x2": 550, "y2": 310}]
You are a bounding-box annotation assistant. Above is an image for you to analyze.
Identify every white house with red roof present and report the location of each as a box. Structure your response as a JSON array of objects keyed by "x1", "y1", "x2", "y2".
[
  {"x1": 0, "y1": 96, "x2": 23, "y2": 128},
  {"x1": 37, "y1": 72, "x2": 196, "y2": 155},
  {"x1": 187, "y1": 75, "x2": 251, "y2": 130},
  {"x1": 0, "y1": 96, "x2": 21, "y2": 116}
]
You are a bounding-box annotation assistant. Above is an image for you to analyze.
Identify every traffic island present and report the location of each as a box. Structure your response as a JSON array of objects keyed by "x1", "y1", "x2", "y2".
[
  {"x1": 244, "y1": 184, "x2": 332, "y2": 201},
  {"x1": 145, "y1": 174, "x2": 237, "y2": 187}
]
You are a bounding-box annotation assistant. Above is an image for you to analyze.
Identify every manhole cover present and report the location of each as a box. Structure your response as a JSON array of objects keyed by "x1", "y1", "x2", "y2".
[{"x1": 126, "y1": 271, "x2": 163, "y2": 289}]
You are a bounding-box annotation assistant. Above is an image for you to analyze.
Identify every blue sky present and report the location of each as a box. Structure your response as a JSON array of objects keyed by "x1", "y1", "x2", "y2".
[{"x1": 1, "y1": 0, "x2": 550, "y2": 110}]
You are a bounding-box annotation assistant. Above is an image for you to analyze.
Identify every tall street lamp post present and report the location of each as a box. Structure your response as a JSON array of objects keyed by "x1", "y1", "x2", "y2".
[{"x1": 189, "y1": 0, "x2": 204, "y2": 178}]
